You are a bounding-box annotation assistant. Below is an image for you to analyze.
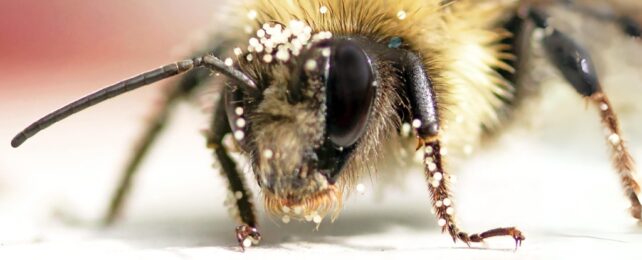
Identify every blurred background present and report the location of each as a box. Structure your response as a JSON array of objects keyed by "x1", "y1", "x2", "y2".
[{"x1": 1, "y1": 1, "x2": 642, "y2": 259}]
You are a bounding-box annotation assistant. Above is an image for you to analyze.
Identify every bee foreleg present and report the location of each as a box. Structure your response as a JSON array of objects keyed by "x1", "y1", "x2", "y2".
[
  {"x1": 208, "y1": 96, "x2": 260, "y2": 250},
  {"x1": 104, "y1": 68, "x2": 211, "y2": 225},
  {"x1": 529, "y1": 7, "x2": 641, "y2": 219},
  {"x1": 400, "y1": 51, "x2": 525, "y2": 248},
  {"x1": 421, "y1": 140, "x2": 525, "y2": 248}
]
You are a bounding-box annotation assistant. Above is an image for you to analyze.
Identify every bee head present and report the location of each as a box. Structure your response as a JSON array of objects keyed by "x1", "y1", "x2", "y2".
[{"x1": 224, "y1": 37, "x2": 378, "y2": 218}]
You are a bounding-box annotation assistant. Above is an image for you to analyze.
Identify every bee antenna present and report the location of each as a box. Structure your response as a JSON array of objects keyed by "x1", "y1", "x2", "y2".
[{"x1": 11, "y1": 55, "x2": 258, "y2": 148}]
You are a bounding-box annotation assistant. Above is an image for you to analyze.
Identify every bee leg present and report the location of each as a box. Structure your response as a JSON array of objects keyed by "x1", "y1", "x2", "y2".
[
  {"x1": 529, "y1": 7, "x2": 641, "y2": 219},
  {"x1": 400, "y1": 51, "x2": 525, "y2": 248},
  {"x1": 421, "y1": 140, "x2": 525, "y2": 249},
  {"x1": 104, "y1": 68, "x2": 210, "y2": 225},
  {"x1": 208, "y1": 96, "x2": 260, "y2": 250}
]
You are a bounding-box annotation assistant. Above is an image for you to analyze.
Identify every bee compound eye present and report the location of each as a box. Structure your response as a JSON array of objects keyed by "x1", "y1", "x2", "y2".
[{"x1": 326, "y1": 41, "x2": 376, "y2": 148}]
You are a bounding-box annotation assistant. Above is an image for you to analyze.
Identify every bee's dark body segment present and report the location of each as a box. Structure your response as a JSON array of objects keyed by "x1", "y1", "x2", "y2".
[
  {"x1": 393, "y1": 50, "x2": 440, "y2": 138},
  {"x1": 9, "y1": 0, "x2": 642, "y2": 251}
]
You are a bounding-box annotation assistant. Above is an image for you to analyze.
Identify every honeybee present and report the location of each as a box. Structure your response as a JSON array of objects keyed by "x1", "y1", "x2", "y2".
[{"x1": 10, "y1": 0, "x2": 641, "y2": 250}]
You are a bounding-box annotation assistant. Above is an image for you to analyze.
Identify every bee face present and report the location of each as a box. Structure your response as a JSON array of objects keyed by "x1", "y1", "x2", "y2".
[{"x1": 225, "y1": 37, "x2": 378, "y2": 212}]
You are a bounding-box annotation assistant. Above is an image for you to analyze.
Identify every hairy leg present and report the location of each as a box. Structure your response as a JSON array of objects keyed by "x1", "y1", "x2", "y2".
[
  {"x1": 397, "y1": 49, "x2": 525, "y2": 247},
  {"x1": 207, "y1": 94, "x2": 260, "y2": 250},
  {"x1": 104, "y1": 68, "x2": 210, "y2": 224},
  {"x1": 528, "y1": 6, "x2": 641, "y2": 218}
]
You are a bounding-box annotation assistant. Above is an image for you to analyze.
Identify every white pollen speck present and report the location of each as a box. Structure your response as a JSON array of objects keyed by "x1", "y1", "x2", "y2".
[
  {"x1": 412, "y1": 119, "x2": 422, "y2": 128},
  {"x1": 304, "y1": 214, "x2": 313, "y2": 222},
  {"x1": 321, "y1": 48, "x2": 331, "y2": 57},
  {"x1": 446, "y1": 207, "x2": 454, "y2": 215},
  {"x1": 263, "y1": 54, "x2": 273, "y2": 63},
  {"x1": 234, "y1": 130, "x2": 245, "y2": 141},
  {"x1": 247, "y1": 10, "x2": 258, "y2": 20},
  {"x1": 431, "y1": 180, "x2": 440, "y2": 187},
  {"x1": 401, "y1": 123, "x2": 411, "y2": 137},
  {"x1": 249, "y1": 37, "x2": 259, "y2": 46},
  {"x1": 246, "y1": 54, "x2": 254, "y2": 61},
  {"x1": 254, "y1": 44, "x2": 264, "y2": 53},
  {"x1": 443, "y1": 198, "x2": 452, "y2": 206},
  {"x1": 256, "y1": 29, "x2": 266, "y2": 38},
  {"x1": 234, "y1": 48, "x2": 243, "y2": 56},
  {"x1": 224, "y1": 58, "x2": 234, "y2": 67},
  {"x1": 437, "y1": 218, "x2": 446, "y2": 226},
  {"x1": 236, "y1": 118, "x2": 246, "y2": 128},
  {"x1": 263, "y1": 149, "x2": 274, "y2": 159},
  {"x1": 427, "y1": 162, "x2": 437, "y2": 172},
  {"x1": 293, "y1": 206, "x2": 303, "y2": 215},
  {"x1": 435, "y1": 200, "x2": 443, "y2": 207},
  {"x1": 313, "y1": 215, "x2": 323, "y2": 224},
  {"x1": 425, "y1": 146, "x2": 433, "y2": 155},
  {"x1": 372, "y1": 80, "x2": 378, "y2": 86},
  {"x1": 305, "y1": 59, "x2": 318, "y2": 71},
  {"x1": 276, "y1": 49, "x2": 290, "y2": 61},
  {"x1": 397, "y1": 10, "x2": 407, "y2": 20},
  {"x1": 600, "y1": 103, "x2": 609, "y2": 111},
  {"x1": 433, "y1": 172, "x2": 443, "y2": 181},
  {"x1": 281, "y1": 215, "x2": 291, "y2": 223},
  {"x1": 235, "y1": 107, "x2": 244, "y2": 116},
  {"x1": 234, "y1": 191, "x2": 243, "y2": 199},
  {"x1": 356, "y1": 183, "x2": 366, "y2": 194},
  {"x1": 282, "y1": 205, "x2": 290, "y2": 213},
  {"x1": 243, "y1": 238, "x2": 252, "y2": 248},
  {"x1": 608, "y1": 134, "x2": 621, "y2": 145},
  {"x1": 319, "y1": 6, "x2": 328, "y2": 14}
]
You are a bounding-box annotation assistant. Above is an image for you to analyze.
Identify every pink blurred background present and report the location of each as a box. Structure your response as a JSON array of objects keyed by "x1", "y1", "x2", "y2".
[{"x1": 0, "y1": 0, "x2": 220, "y2": 94}]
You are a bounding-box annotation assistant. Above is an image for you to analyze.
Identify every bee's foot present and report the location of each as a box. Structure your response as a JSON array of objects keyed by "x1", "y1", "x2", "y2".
[
  {"x1": 451, "y1": 226, "x2": 525, "y2": 250},
  {"x1": 236, "y1": 224, "x2": 261, "y2": 251}
]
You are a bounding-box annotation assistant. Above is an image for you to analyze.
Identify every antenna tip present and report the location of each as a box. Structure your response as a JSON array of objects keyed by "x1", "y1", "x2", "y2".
[{"x1": 11, "y1": 134, "x2": 25, "y2": 148}]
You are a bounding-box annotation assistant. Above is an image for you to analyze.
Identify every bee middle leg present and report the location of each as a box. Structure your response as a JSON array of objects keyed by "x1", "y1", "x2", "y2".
[
  {"x1": 400, "y1": 51, "x2": 525, "y2": 247},
  {"x1": 526, "y1": 7, "x2": 641, "y2": 219},
  {"x1": 104, "y1": 68, "x2": 210, "y2": 224},
  {"x1": 207, "y1": 95, "x2": 260, "y2": 250}
]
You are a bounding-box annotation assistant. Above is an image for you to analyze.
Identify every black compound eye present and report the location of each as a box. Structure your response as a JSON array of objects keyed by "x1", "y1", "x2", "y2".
[{"x1": 326, "y1": 41, "x2": 376, "y2": 148}]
